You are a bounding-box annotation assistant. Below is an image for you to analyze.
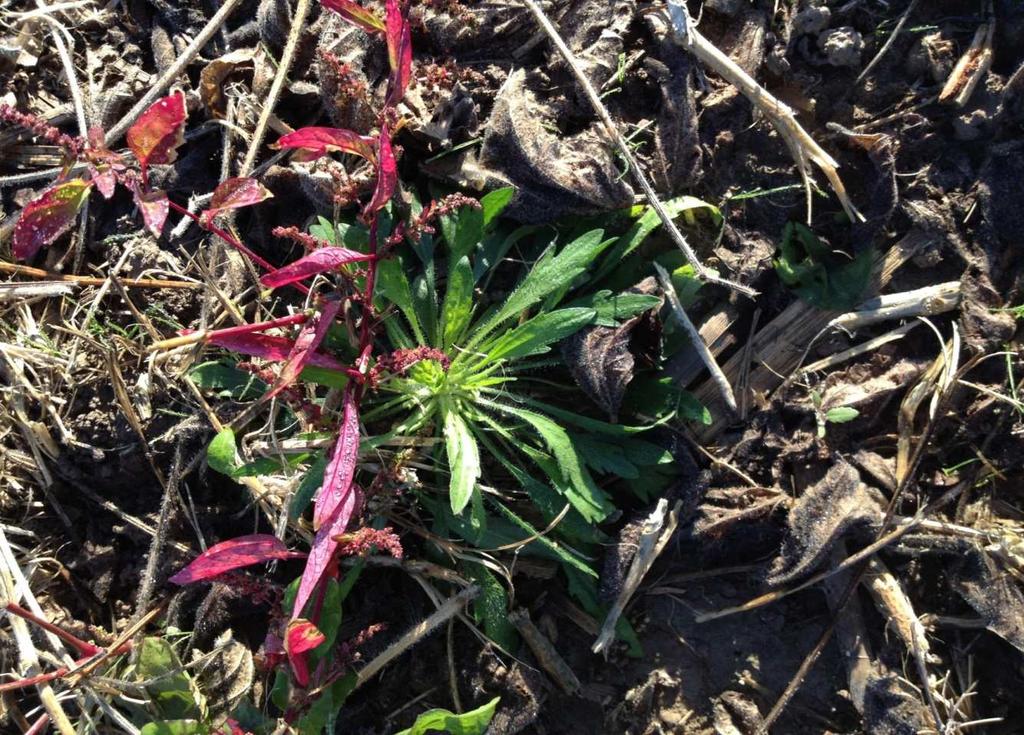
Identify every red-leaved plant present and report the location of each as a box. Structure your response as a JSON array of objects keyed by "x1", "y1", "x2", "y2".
[
  {"x1": 160, "y1": 0, "x2": 414, "y2": 711},
  {"x1": 3, "y1": 0, "x2": 435, "y2": 722}
]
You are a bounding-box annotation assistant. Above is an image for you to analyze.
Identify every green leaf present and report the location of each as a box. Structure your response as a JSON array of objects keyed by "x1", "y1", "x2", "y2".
[
  {"x1": 474, "y1": 225, "x2": 536, "y2": 283},
  {"x1": 564, "y1": 290, "x2": 662, "y2": 327},
  {"x1": 592, "y1": 195, "x2": 722, "y2": 284},
  {"x1": 774, "y1": 222, "x2": 874, "y2": 310},
  {"x1": 188, "y1": 361, "x2": 267, "y2": 400},
  {"x1": 140, "y1": 721, "x2": 204, "y2": 735},
  {"x1": 314, "y1": 579, "x2": 343, "y2": 656},
  {"x1": 290, "y1": 456, "x2": 327, "y2": 520},
  {"x1": 571, "y1": 434, "x2": 640, "y2": 478},
  {"x1": 295, "y1": 672, "x2": 357, "y2": 734},
  {"x1": 482, "y1": 401, "x2": 613, "y2": 522},
  {"x1": 441, "y1": 200, "x2": 484, "y2": 264},
  {"x1": 270, "y1": 669, "x2": 290, "y2": 711},
  {"x1": 467, "y1": 229, "x2": 613, "y2": 349},
  {"x1": 476, "y1": 308, "x2": 595, "y2": 366},
  {"x1": 825, "y1": 406, "x2": 860, "y2": 424},
  {"x1": 472, "y1": 428, "x2": 602, "y2": 548},
  {"x1": 396, "y1": 697, "x2": 500, "y2": 735},
  {"x1": 462, "y1": 562, "x2": 517, "y2": 650},
  {"x1": 481, "y1": 187, "x2": 515, "y2": 228},
  {"x1": 490, "y1": 498, "x2": 597, "y2": 577},
  {"x1": 444, "y1": 408, "x2": 481, "y2": 514},
  {"x1": 298, "y1": 365, "x2": 349, "y2": 389},
  {"x1": 623, "y1": 377, "x2": 711, "y2": 424},
  {"x1": 136, "y1": 638, "x2": 200, "y2": 720},
  {"x1": 376, "y1": 255, "x2": 427, "y2": 344},
  {"x1": 516, "y1": 397, "x2": 660, "y2": 436},
  {"x1": 441, "y1": 255, "x2": 475, "y2": 349},
  {"x1": 229, "y1": 452, "x2": 309, "y2": 479},
  {"x1": 206, "y1": 428, "x2": 237, "y2": 476}
]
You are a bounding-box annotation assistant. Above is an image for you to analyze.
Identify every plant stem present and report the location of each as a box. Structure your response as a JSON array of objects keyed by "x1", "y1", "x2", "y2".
[
  {"x1": 4, "y1": 602, "x2": 100, "y2": 657},
  {"x1": 167, "y1": 200, "x2": 275, "y2": 273}
]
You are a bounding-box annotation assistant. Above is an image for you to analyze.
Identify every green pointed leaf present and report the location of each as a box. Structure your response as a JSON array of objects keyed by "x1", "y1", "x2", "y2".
[
  {"x1": 376, "y1": 255, "x2": 426, "y2": 344},
  {"x1": 826, "y1": 406, "x2": 860, "y2": 424},
  {"x1": 290, "y1": 456, "x2": 328, "y2": 520},
  {"x1": 441, "y1": 255, "x2": 475, "y2": 348},
  {"x1": 396, "y1": 697, "x2": 500, "y2": 735},
  {"x1": 481, "y1": 187, "x2": 515, "y2": 228},
  {"x1": 482, "y1": 401, "x2": 613, "y2": 522},
  {"x1": 476, "y1": 308, "x2": 595, "y2": 366},
  {"x1": 467, "y1": 229, "x2": 613, "y2": 349},
  {"x1": 592, "y1": 195, "x2": 721, "y2": 284},
  {"x1": 188, "y1": 361, "x2": 267, "y2": 400},
  {"x1": 564, "y1": 290, "x2": 662, "y2": 327},
  {"x1": 462, "y1": 562, "x2": 516, "y2": 650},
  {"x1": 444, "y1": 408, "x2": 480, "y2": 514},
  {"x1": 441, "y1": 201, "x2": 484, "y2": 264}
]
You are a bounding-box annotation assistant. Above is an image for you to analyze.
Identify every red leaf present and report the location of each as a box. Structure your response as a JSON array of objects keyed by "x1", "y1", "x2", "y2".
[
  {"x1": 285, "y1": 619, "x2": 325, "y2": 687},
  {"x1": 384, "y1": 0, "x2": 412, "y2": 106},
  {"x1": 313, "y1": 387, "x2": 360, "y2": 531},
  {"x1": 320, "y1": 0, "x2": 385, "y2": 34},
  {"x1": 207, "y1": 331, "x2": 347, "y2": 371},
  {"x1": 267, "y1": 299, "x2": 342, "y2": 399},
  {"x1": 127, "y1": 92, "x2": 187, "y2": 180},
  {"x1": 364, "y1": 122, "x2": 397, "y2": 216},
  {"x1": 89, "y1": 165, "x2": 117, "y2": 199},
  {"x1": 130, "y1": 183, "x2": 170, "y2": 237},
  {"x1": 168, "y1": 534, "x2": 305, "y2": 585},
  {"x1": 260, "y1": 247, "x2": 374, "y2": 289},
  {"x1": 201, "y1": 177, "x2": 273, "y2": 226},
  {"x1": 13, "y1": 179, "x2": 93, "y2": 261},
  {"x1": 271, "y1": 127, "x2": 377, "y2": 163},
  {"x1": 292, "y1": 484, "x2": 363, "y2": 620}
]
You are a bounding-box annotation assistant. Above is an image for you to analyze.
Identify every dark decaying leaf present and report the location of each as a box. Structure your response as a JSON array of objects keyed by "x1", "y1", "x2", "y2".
[
  {"x1": 201, "y1": 177, "x2": 273, "y2": 226},
  {"x1": 950, "y1": 541, "x2": 1024, "y2": 653},
  {"x1": 13, "y1": 179, "x2": 93, "y2": 260},
  {"x1": 647, "y1": 40, "x2": 702, "y2": 194},
  {"x1": 169, "y1": 535, "x2": 305, "y2": 585},
  {"x1": 766, "y1": 460, "x2": 883, "y2": 587},
  {"x1": 126, "y1": 92, "x2": 187, "y2": 180},
  {"x1": 266, "y1": 299, "x2": 341, "y2": 399},
  {"x1": 271, "y1": 127, "x2": 377, "y2": 163},
  {"x1": 194, "y1": 630, "x2": 254, "y2": 720},
  {"x1": 562, "y1": 281, "x2": 662, "y2": 422}
]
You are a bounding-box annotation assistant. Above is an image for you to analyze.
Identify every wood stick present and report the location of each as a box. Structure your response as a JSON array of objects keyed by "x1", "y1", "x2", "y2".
[{"x1": 0, "y1": 261, "x2": 201, "y2": 289}]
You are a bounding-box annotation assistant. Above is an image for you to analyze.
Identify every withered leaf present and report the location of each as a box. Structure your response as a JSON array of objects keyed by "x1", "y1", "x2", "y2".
[
  {"x1": 767, "y1": 460, "x2": 884, "y2": 587},
  {"x1": 193, "y1": 630, "x2": 254, "y2": 721},
  {"x1": 562, "y1": 280, "x2": 662, "y2": 421}
]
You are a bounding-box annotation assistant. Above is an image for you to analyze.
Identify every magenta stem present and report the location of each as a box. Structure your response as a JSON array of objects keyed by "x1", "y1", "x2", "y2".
[{"x1": 4, "y1": 602, "x2": 100, "y2": 657}]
